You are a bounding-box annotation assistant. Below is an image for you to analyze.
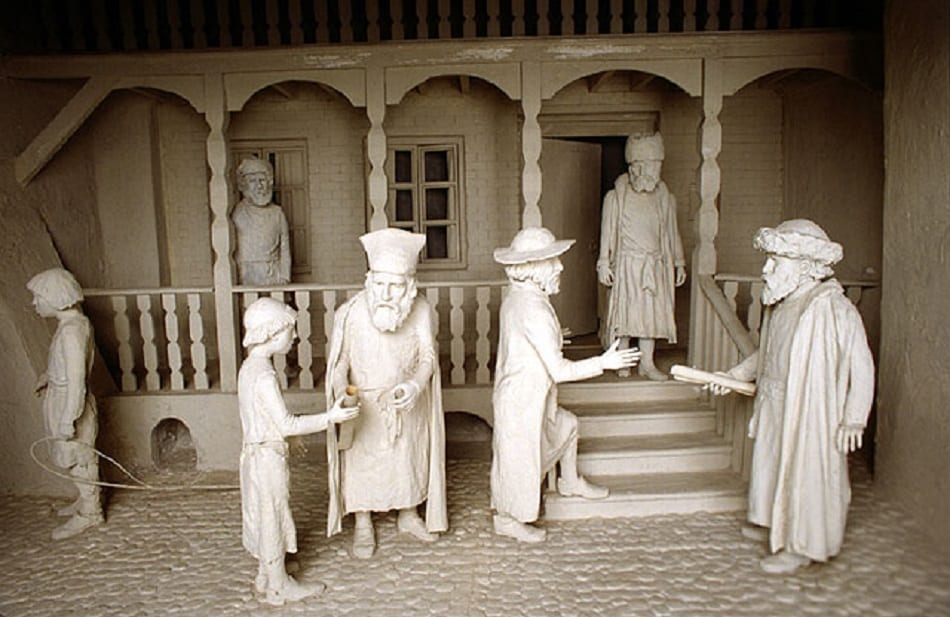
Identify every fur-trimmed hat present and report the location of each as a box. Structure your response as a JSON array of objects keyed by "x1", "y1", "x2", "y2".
[
  {"x1": 242, "y1": 297, "x2": 297, "y2": 348},
  {"x1": 625, "y1": 132, "x2": 665, "y2": 163},
  {"x1": 27, "y1": 268, "x2": 83, "y2": 310},
  {"x1": 493, "y1": 227, "x2": 574, "y2": 265},
  {"x1": 754, "y1": 219, "x2": 843, "y2": 266}
]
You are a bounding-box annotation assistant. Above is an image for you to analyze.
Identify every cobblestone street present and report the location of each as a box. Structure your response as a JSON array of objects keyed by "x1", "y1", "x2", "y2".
[{"x1": 1, "y1": 441, "x2": 948, "y2": 617}]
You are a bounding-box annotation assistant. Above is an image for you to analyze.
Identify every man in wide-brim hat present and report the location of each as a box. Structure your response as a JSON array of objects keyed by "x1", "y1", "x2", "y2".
[{"x1": 490, "y1": 227, "x2": 640, "y2": 542}]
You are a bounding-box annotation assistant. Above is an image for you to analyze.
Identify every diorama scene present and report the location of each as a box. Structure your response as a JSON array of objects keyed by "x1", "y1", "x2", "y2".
[{"x1": 1, "y1": 0, "x2": 948, "y2": 615}]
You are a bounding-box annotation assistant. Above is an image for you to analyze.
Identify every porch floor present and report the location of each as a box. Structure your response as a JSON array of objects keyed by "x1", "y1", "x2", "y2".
[{"x1": 1, "y1": 444, "x2": 947, "y2": 616}]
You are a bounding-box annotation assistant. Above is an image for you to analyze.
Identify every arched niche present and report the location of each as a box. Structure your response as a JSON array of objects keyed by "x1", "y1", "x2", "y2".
[
  {"x1": 723, "y1": 55, "x2": 879, "y2": 97},
  {"x1": 225, "y1": 69, "x2": 365, "y2": 111},
  {"x1": 385, "y1": 64, "x2": 521, "y2": 106},
  {"x1": 115, "y1": 75, "x2": 206, "y2": 113},
  {"x1": 541, "y1": 59, "x2": 702, "y2": 100},
  {"x1": 151, "y1": 417, "x2": 197, "y2": 471}
]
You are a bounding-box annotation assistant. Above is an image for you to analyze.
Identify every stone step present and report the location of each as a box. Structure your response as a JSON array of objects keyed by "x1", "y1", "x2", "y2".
[
  {"x1": 544, "y1": 470, "x2": 747, "y2": 520},
  {"x1": 559, "y1": 380, "x2": 703, "y2": 406},
  {"x1": 570, "y1": 399, "x2": 717, "y2": 438},
  {"x1": 576, "y1": 432, "x2": 732, "y2": 476}
]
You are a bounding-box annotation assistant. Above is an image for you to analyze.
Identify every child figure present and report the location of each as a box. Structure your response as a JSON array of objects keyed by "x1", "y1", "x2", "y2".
[{"x1": 238, "y1": 298, "x2": 359, "y2": 605}]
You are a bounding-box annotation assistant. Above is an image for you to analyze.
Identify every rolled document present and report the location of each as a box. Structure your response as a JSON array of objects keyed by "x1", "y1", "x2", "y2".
[{"x1": 670, "y1": 365, "x2": 757, "y2": 397}]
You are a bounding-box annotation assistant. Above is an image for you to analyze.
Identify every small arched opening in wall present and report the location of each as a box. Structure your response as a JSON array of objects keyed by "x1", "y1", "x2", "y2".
[
  {"x1": 444, "y1": 411, "x2": 493, "y2": 461},
  {"x1": 151, "y1": 417, "x2": 197, "y2": 471}
]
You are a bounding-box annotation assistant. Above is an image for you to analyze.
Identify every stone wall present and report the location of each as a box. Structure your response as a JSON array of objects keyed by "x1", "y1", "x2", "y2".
[{"x1": 877, "y1": 0, "x2": 950, "y2": 551}]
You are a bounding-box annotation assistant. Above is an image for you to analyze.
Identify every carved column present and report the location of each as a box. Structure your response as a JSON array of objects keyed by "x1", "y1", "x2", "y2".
[
  {"x1": 205, "y1": 73, "x2": 239, "y2": 391},
  {"x1": 366, "y1": 66, "x2": 389, "y2": 231},
  {"x1": 687, "y1": 57, "x2": 723, "y2": 366},
  {"x1": 521, "y1": 62, "x2": 542, "y2": 228}
]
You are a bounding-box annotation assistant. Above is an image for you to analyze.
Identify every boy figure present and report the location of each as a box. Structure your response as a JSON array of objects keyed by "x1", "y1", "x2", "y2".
[
  {"x1": 238, "y1": 297, "x2": 359, "y2": 605},
  {"x1": 28, "y1": 268, "x2": 104, "y2": 540}
]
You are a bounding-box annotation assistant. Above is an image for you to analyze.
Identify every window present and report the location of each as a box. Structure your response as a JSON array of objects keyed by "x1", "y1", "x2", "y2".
[
  {"x1": 231, "y1": 140, "x2": 310, "y2": 275},
  {"x1": 384, "y1": 137, "x2": 466, "y2": 268}
]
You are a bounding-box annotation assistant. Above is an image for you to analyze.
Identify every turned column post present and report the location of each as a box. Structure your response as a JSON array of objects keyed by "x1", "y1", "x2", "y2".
[
  {"x1": 366, "y1": 66, "x2": 389, "y2": 231},
  {"x1": 520, "y1": 62, "x2": 543, "y2": 228}
]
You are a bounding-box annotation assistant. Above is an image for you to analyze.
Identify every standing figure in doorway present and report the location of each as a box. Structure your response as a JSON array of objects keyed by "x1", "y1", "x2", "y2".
[
  {"x1": 597, "y1": 132, "x2": 686, "y2": 380},
  {"x1": 232, "y1": 157, "x2": 292, "y2": 286},
  {"x1": 710, "y1": 219, "x2": 875, "y2": 574},
  {"x1": 28, "y1": 268, "x2": 104, "y2": 540},
  {"x1": 491, "y1": 227, "x2": 640, "y2": 542},
  {"x1": 325, "y1": 228, "x2": 447, "y2": 559}
]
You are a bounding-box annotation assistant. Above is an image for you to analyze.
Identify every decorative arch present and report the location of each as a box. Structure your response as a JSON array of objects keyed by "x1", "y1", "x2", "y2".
[
  {"x1": 723, "y1": 55, "x2": 878, "y2": 96},
  {"x1": 115, "y1": 75, "x2": 206, "y2": 112},
  {"x1": 385, "y1": 63, "x2": 521, "y2": 105},
  {"x1": 225, "y1": 69, "x2": 366, "y2": 111},
  {"x1": 541, "y1": 59, "x2": 702, "y2": 99}
]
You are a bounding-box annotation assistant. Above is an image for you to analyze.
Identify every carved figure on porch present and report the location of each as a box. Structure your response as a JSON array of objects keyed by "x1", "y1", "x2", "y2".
[
  {"x1": 491, "y1": 228, "x2": 640, "y2": 542},
  {"x1": 232, "y1": 157, "x2": 292, "y2": 286},
  {"x1": 238, "y1": 297, "x2": 359, "y2": 605},
  {"x1": 709, "y1": 219, "x2": 874, "y2": 574},
  {"x1": 29, "y1": 268, "x2": 104, "y2": 540},
  {"x1": 597, "y1": 132, "x2": 686, "y2": 380},
  {"x1": 325, "y1": 228, "x2": 447, "y2": 559}
]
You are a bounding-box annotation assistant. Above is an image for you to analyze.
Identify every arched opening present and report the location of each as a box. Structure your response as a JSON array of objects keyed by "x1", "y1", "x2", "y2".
[
  {"x1": 151, "y1": 418, "x2": 197, "y2": 471},
  {"x1": 445, "y1": 411, "x2": 492, "y2": 461}
]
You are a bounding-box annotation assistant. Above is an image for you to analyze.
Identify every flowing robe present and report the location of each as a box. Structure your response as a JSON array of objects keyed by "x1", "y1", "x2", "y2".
[
  {"x1": 325, "y1": 292, "x2": 447, "y2": 536},
  {"x1": 232, "y1": 200, "x2": 291, "y2": 285},
  {"x1": 238, "y1": 356, "x2": 329, "y2": 562},
  {"x1": 735, "y1": 280, "x2": 874, "y2": 562},
  {"x1": 598, "y1": 176, "x2": 685, "y2": 346},
  {"x1": 491, "y1": 282, "x2": 604, "y2": 523}
]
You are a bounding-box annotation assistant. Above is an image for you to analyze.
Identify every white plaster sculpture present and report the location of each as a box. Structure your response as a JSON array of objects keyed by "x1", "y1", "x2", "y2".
[
  {"x1": 491, "y1": 228, "x2": 641, "y2": 542},
  {"x1": 709, "y1": 219, "x2": 875, "y2": 574},
  {"x1": 232, "y1": 157, "x2": 292, "y2": 286},
  {"x1": 597, "y1": 132, "x2": 686, "y2": 380},
  {"x1": 28, "y1": 268, "x2": 104, "y2": 540},
  {"x1": 325, "y1": 228, "x2": 447, "y2": 559},
  {"x1": 238, "y1": 297, "x2": 359, "y2": 605}
]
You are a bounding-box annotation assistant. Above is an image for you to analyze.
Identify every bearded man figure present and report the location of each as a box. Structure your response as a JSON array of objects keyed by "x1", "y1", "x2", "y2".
[
  {"x1": 231, "y1": 157, "x2": 292, "y2": 286},
  {"x1": 710, "y1": 219, "x2": 875, "y2": 574},
  {"x1": 597, "y1": 132, "x2": 686, "y2": 380},
  {"x1": 325, "y1": 228, "x2": 447, "y2": 559}
]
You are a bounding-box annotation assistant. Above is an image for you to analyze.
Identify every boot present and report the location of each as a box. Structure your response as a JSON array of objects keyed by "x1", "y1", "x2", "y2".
[
  {"x1": 493, "y1": 514, "x2": 546, "y2": 543},
  {"x1": 397, "y1": 508, "x2": 438, "y2": 542}
]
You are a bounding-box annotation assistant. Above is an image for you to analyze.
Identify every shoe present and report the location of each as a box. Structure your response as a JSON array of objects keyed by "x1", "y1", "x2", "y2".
[
  {"x1": 741, "y1": 524, "x2": 769, "y2": 543},
  {"x1": 638, "y1": 365, "x2": 669, "y2": 381},
  {"x1": 493, "y1": 514, "x2": 546, "y2": 543},
  {"x1": 51, "y1": 512, "x2": 103, "y2": 540},
  {"x1": 57, "y1": 498, "x2": 81, "y2": 517},
  {"x1": 264, "y1": 577, "x2": 325, "y2": 606},
  {"x1": 760, "y1": 551, "x2": 811, "y2": 574},
  {"x1": 352, "y1": 522, "x2": 376, "y2": 559},
  {"x1": 397, "y1": 510, "x2": 438, "y2": 542},
  {"x1": 557, "y1": 476, "x2": 609, "y2": 500},
  {"x1": 253, "y1": 573, "x2": 267, "y2": 595}
]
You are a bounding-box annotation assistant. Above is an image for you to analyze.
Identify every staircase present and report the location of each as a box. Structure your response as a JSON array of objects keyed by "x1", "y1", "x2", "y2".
[{"x1": 544, "y1": 379, "x2": 748, "y2": 520}]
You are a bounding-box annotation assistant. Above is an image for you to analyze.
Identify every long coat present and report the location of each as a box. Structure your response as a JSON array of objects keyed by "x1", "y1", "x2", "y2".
[{"x1": 491, "y1": 282, "x2": 603, "y2": 523}]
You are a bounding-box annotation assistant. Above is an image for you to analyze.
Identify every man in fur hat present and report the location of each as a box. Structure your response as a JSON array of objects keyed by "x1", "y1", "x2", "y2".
[
  {"x1": 325, "y1": 228, "x2": 447, "y2": 558},
  {"x1": 597, "y1": 132, "x2": 686, "y2": 380},
  {"x1": 231, "y1": 157, "x2": 292, "y2": 286},
  {"x1": 710, "y1": 219, "x2": 875, "y2": 574},
  {"x1": 491, "y1": 227, "x2": 640, "y2": 542}
]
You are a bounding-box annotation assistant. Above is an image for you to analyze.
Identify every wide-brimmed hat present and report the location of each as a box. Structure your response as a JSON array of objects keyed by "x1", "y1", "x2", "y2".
[
  {"x1": 754, "y1": 219, "x2": 843, "y2": 265},
  {"x1": 493, "y1": 227, "x2": 574, "y2": 265}
]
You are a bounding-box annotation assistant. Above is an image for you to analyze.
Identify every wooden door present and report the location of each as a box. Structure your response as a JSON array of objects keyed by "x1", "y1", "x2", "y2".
[{"x1": 540, "y1": 138, "x2": 602, "y2": 337}]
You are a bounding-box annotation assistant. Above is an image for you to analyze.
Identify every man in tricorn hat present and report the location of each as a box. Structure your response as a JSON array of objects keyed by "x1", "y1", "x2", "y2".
[
  {"x1": 710, "y1": 219, "x2": 874, "y2": 573},
  {"x1": 231, "y1": 157, "x2": 292, "y2": 286},
  {"x1": 597, "y1": 132, "x2": 686, "y2": 380},
  {"x1": 325, "y1": 228, "x2": 447, "y2": 558},
  {"x1": 491, "y1": 227, "x2": 640, "y2": 542}
]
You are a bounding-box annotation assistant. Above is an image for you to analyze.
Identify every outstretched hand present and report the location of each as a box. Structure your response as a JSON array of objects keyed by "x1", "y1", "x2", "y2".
[
  {"x1": 836, "y1": 424, "x2": 864, "y2": 453},
  {"x1": 327, "y1": 396, "x2": 360, "y2": 424},
  {"x1": 600, "y1": 340, "x2": 641, "y2": 371}
]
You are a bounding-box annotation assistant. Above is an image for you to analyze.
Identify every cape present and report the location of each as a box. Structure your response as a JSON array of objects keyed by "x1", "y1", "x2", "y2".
[{"x1": 325, "y1": 292, "x2": 447, "y2": 537}]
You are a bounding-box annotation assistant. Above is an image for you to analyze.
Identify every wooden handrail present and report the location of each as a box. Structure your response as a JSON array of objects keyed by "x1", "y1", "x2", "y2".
[
  {"x1": 715, "y1": 273, "x2": 881, "y2": 289},
  {"x1": 84, "y1": 286, "x2": 213, "y2": 296},
  {"x1": 697, "y1": 274, "x2": 757, "y2": 358},
  {"x1": 232, "y1": 279, "x2": 508, "y2": 294}
]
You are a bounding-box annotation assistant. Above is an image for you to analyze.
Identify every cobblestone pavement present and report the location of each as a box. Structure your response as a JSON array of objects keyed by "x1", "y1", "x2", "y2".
[{"x1": 1, "y1": 442, "x2": 948, "y2": 617}]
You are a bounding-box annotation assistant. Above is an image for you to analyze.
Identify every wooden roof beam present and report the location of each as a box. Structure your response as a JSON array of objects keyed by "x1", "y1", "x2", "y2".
[{"x1": 587, "y1": 71, "x2": 615, "y2": 93}]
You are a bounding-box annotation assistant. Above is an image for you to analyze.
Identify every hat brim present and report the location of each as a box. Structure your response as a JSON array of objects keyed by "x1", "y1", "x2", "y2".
[{"x1": 493, "y1": 239, "x2": 575, "y2": 265}]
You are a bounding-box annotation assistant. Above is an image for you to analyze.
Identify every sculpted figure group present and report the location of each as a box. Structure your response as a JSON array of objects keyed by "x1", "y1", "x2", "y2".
[{"x1": 28, "y1": 144, "x2": 873, "y2": 605}]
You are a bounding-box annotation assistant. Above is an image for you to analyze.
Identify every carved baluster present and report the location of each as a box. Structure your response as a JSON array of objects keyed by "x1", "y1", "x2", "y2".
[
  {"x1": 634, "y1": 0, "x2": 647, "y2": 32},
  {"x1": 463, "y1": 0, "x2": 476, "y2": 37},
  {"x1": 449, "y1": 287, "x2": 465, "y2": 385},
  {"x1": 239, "y1": 0, "x2": 254, "y2": 45},
  {"x1": 683, "y1": 0, "x2": 696, "y2": 30},
  {"x1": 705, "y1": 0, "x2": 720, "y2": 30},
  {"x1": 729, "y1": 0, "x2": 742, "y2": 29},
  {"x1": 512, "y1": 0, "x2": 526, "y2": 36},
  {"x1": 416, "y1": 0, "x2": 430, "y2": 38},
  {"x1": 657, "y1": 0, "x2": 669, "y2": 32},
  {"x1": 144, "y1": 0, "x2": 160, "y2": 49},
  {"x1": 426, "y1": 287, "x2": 441, "y2": 338},
  {"x1": 747, "y1": 281, "x2": 764, "y2": 343},
  {"x1": 167, "y1": 0, "x2": 184, "y2": 48},
  {"x1": 242, "y1": 292, "x2": 259, "y2": 363},
  {"x1": 162, "y1": 293, "x2": 184, "y2": 391},
  {"x1": 296, "y1": 291, "x2": 314, "y2": 390},
  {"x1": 187, "y1": 293, "x2": 209, "y2": 390},
  {"x1": 366, "y1": 0, "x2": 380, "y2": 42},
  {"x1": 316, "y1": 0, "x2": 331, "y2": 42},
  {"x1": 322, "y1": 290, "x2": 337, "y2": 366},
  {"x1": 118, "y1": 0, "x2": 136, "y2": 50},
  {"x1": 137, "y1": 295, "x2": 160, "y2": 391},
  {"x1": 585, "y1": 0, "x2": 597, "y2": 33},
  {"x1": 288, "y1": 0, "x2": 304, "y2": 44},
  {"x1": 475, "y1": 287, "x2": 491, "y2": 384},
  {"x1": 754, "y1": 0, "x2": 767, "y2": 28},
  {"x1": 339, "y1": 0, "x2": 353, "y2": 42},
  {"x1": 561, "y1": 0, "x2": 574, "y2": 33},
  {"x1": 216, "y1": 0, "x2": 232, "y2": 46},
  {"x1": 91, "y1": 0, "x2": 109, "y2": 51},
  {"x1": 112, "y1": 296, "x2": 137, "y2": 392},
  {"x1": 267, "y1": 291, "x2": 288, "y2": 388},
  {"x1": 723, "y1": 280, "x2": 738, "y2": 312},
  {"x1": 608, "y1": 0, "x2": 623, "y2": 33},
  {"x1": 391, "y1": 0, "x2": 404, "y2": 39},
  {"x1": 67, "y1": 0, "x2": 85, "y2": 50},
  {"x1": 521, "y1": 63, "x2": 542, "y2": 227},
  {"x1": 778, "y1": 0, "x2": 792, "y2": 28},
  {"x1": 265, "y1": 0, "x2": 281, "y2": 45},
  {"x1": 846, "y1": 285, "x2": 863, "y2": 305},
  {"x1": 191, "y1": 0, "x2": 208, "y2": 47},
  {"x1": 487, "y1": 0, "x2": 500, "y2": 36},
  {"x1": 366, "y1": 66, "x2": 388, "y2": 231}
]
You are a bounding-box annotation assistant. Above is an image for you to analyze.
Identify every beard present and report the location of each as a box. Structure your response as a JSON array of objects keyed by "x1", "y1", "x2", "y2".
[
  {"x1": 630, "y1": 173, "x2": 659, "y2": 193},
  {"x1": 540, "y1": 272, "x2": 561, "y2": 296},
  {"x1": 245, "y1": 189, "x2": 272, "y2": 206},
  {"x1": 761, "y1": 272, "x2": 801, "y2": 306},
  {"x1": 369, "y1": 297, "x2": 413, "y2": 332}
]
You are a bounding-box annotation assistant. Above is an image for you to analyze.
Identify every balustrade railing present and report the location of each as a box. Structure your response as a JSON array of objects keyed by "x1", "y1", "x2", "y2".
[
  {"x1": 86, "y1": 279, "x2": 506, "y2": 394},
  {"x1": 9, "y1": 0, "x2": 877, "y2": 55}
]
